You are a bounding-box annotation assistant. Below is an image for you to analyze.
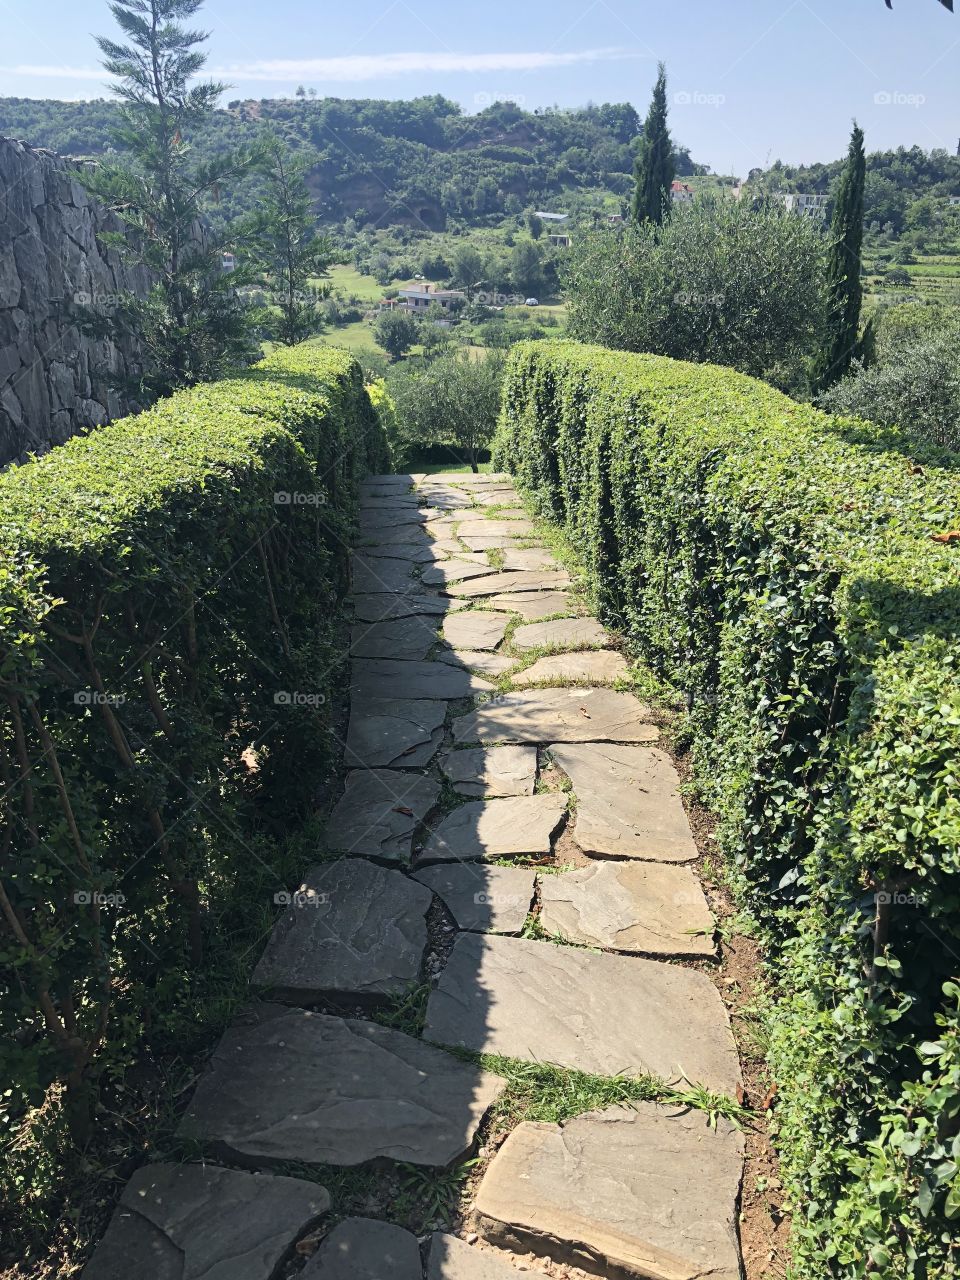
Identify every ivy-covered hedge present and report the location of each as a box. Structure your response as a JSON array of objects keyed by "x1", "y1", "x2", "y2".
[
  {"x1": 494, "y1": 341, "x2": 960, "y2": 1278},
  {"x1": 0, "y1": 346, "x2": 387, "y2": 1143}
]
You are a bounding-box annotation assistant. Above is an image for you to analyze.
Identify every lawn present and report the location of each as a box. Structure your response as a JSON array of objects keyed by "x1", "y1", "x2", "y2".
[{"x1": 322, "y1": 264, "x2": 419, "y2": 303}]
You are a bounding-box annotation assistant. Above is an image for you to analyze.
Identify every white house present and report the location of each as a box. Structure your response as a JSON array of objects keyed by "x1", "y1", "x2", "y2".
[
  {"x1": 397, "y1": 283, "x2": 466, "y2": 313},
  {"x1": 671, "y1": 181, "x2": 695, "y2": 204},
  {"x1": 777, "y1": 192, "x2": 829, "y2": 218}
]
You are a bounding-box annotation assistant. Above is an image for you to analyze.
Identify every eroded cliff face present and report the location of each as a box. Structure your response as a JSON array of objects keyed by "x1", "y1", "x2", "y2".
[{"x1": 0, "y1": 136, "x2": 150, "y2": 466}]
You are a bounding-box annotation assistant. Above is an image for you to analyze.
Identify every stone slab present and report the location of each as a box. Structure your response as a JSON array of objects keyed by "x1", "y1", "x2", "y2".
[
  {"x1": 303, "y1": 1219, "x2": 421, "y2": 1280},
  {"x1": 453, "y1": 689, "x2": 657, "y2": 746},
  {"x1": 360, "y1": 494, "x2": 422, "y2": 509},
  {"x1": 512, "y1": 651, "x2": 628, "y2": 687},
  {"x1": 442, "y1": 611, "x2": 510, "y2": 651},
  {"x1": 357, "y1": 525, "x2": 431, "y2": 549},
  {"x1": 460, "y1": 535, "x2": 530, "y2": 552},
  {"x1": 485, "y1": 592, "x2": 574, "y2": 620},
  {"x1": 418, "y1": 794, "x2": 567, "y2": 864},
  {"x1": 424, "y1": 934, "x2": 741, "y2": 1092},
  {"x1": 346, "y1": 697, "x2": 446, "y2": 768},
  {"x1": 179, "y1": 1005, "x2": 505, "y2": 1167},
  {"x1": 422, "y1": 560, "x2": 499, "y2": 586},
  {"x1": 474, "y1": 1105, "x2": 744, "y2": 1280},
  {"x1": 439, "y1": 650, "x2": 519, "y2": 679},
  {"x1": 353, "y1": 594, "x2": 455, "y2": 623},
  {"x1": 351, "y1": 658, "x2": 494, "y2": 699},
  {"x1": 440, "y1": 745, "x2": 537, "y2": 797},
  {"x1": 350, "y1": 617, "x2": 440, "y2": 661},
  {"x1": 324, "y1": 769, "x2": 440, "y2": 863},
  {"x1": 252, "y1": 858, "x2": 431, "y2": 1002},
  {"x1": 456, "y1": 520, "x2": 537, "y2": 539},
  {"x1": 81, "y1": 1163, "x2": 329, "y2": 1280},
  {"x1": 538, "y1": 861, "x2": 715, "y2": 957},
  {"x1": 359, "y1": 508, "x2": 433, "y2": 531},
  {"x1": 352, "y1": 555, "x2": 420, "y2": 595},
  {"x1": 429, "y1": 1235, "x2": 551, "y2": 1278},
  {"x1": 360, "y1": 542, "x2": 445, "y2": 563},
  {"x1": 511, "y1": 617, "x2": 611, "y2": 653},
  {"x1": 499, "y1": 548, "x2": 559, "y2": 571},
  {"x1": 447, "y1": 571, "x2": 571, "y2": 598},
  {"x1": 548, "y1": 744, "x2": 696, "y2": 863},
  {"x1": 414, "y1": 864, "x2": 536, "y2": 934}
]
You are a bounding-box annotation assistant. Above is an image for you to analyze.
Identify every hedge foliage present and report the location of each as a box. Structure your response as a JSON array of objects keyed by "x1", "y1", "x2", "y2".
[
  {"x1": 494, "y1": 340, "x2": 960, "y2": 1278},
  {"x1": 0, "y1": 345, "x2": 387, "y2": 1143}
]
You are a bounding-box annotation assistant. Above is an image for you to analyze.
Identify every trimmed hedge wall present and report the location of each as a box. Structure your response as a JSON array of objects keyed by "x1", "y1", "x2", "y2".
[
  {"x1": 495, "y1": 341, "x2": 960, "y2": 1278},
  {"x1": 0, "y1": 346, "x2": 387, "y2": 1140}
]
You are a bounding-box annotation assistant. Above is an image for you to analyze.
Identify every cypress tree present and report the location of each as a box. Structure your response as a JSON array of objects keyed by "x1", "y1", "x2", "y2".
[
  {"x1": 815, "y1": 123, "x2": 866, "y2": 390},
  {"x1": 631, "y1": 63, "x2": 675, "y2": 225}
]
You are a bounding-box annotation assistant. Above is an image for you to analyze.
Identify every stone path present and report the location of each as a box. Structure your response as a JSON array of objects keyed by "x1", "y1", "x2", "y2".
[{"x1": 83, "y1": 470, "x2": 744, "y2": 1280}]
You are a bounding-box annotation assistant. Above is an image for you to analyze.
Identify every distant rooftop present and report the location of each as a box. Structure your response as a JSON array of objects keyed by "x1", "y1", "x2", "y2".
[{"x1": 534, "y1": 211, "x2": 569, "y2": 222}]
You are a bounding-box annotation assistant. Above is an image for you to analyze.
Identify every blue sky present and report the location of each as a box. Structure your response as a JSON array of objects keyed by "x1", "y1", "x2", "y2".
[{"x1": 2, "y1": 0, "x2": 958, "y2": 176}]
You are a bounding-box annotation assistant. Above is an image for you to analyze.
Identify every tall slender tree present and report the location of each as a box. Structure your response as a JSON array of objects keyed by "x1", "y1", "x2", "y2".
[
  {"x1": 814, "y1": 123, "x2": 866, "y2": 391},
  {"x1": 245, "y1": 136, "x2": 334, "y2": 346},
  {"x1": 86, "y1": 0, "x2": 257, "y2": 397},
  {"x1": 631, "y1": 63, "x2": 675, "y2": 226}
]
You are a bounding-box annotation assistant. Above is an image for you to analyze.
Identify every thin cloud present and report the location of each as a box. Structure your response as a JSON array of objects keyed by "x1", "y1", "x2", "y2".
[{"x1": 2, "y1": 47, "x2": 642, "y2": 84}]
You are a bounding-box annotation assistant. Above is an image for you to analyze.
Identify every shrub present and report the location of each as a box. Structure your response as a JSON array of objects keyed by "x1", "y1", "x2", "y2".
[
  {"x1": 495, "y1": 340, "x2": 960, "y2": 1278},
  {"x1": 821, "y1": 303, "x2": 960, "y2": 450},
  {"x1": 389, "y1": 349, "x2": 506, "y2": 470},
  {"x1": 562, "y1": 198, "x2": 827, "y2": 393},
  {"x1": 0, "y1": 346, "x2": 386, "y2": 1153}
]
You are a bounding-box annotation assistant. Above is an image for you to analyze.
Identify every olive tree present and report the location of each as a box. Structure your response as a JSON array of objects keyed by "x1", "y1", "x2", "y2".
[{"x1": 563, "y1": 196, "x2": 827, "y2": 392}]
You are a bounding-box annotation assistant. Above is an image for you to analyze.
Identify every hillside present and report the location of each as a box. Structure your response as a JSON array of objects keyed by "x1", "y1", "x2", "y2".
[{"x1": 0, "y1": 94, "x2": 702, "y2": 230}]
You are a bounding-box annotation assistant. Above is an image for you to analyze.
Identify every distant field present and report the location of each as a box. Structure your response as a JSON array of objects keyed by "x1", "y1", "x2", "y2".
[{"x1": 323, "y1": 264, "x2": 419, "y2": 303}]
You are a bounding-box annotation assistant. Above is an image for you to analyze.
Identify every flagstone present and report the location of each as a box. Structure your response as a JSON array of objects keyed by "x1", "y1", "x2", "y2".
[
  {"x1": 417, "y1": 794, "x2": 567, "y2": 864},
  {"x1": 474, "y1": 1104, "x2": 744, "y2": 1280},
  {"x1": 359, "y1": 542, "x2": 444, "y2": 563},
  {"x1": 252, "y1": 858, "x2": 431, "y2": 1003},
  {"x1": 452, "y1": 689, "x2": 657, "y2": 746},
  {"x1": 499, "y1": 548, "x2": 559, "y2": 571},
  {"x1": 438, "y1": 650, "x2": 519, "y2": 679},
  {"x1": 428, "y1": 1234, "x2": 552, "y2": 1279},
  {"x1": 460, "y1": 534, "x2": 530, "y2": 551},
  {"x1": 324, "y1": 768, "x2": 440, "y2": 863},
  {"x1": 80, "y1": 1164, "x2": 329, "y2": 1280},
  {"x1": 442, "y1": 610, "x2": 510, "y2": 650},
  {"x1": 538, "y1": 861, "x2": 715, "y2": 956},
  {"x1": 446, "y1": 571, "x2": 571, "y2": 598},
  {"x1": 512, "y1": 650, "x2": 628, "y2": 687},
  {"x1": 510, "y1": 616, "x2": 610, "y2": 652},
  {"x1": 351, "y1": 658, "x2": 494, "y2": 699},
  {"x1": 414, "y1": 863, "x2": 536, "y2": 934},
  {"x1": 179, "y1": 1005, "x2": 505, "y2": 1168},
  {"x1": 440, "y1": 745, "x2": 537, "y2": 796},
  {"x1": 346, "y1": 697, "x2": 447, "y2": 768},
  {"x1": 351, "y1": 555, "x2": 421, "y2": 595},
  {"x1": 485, "y1": 592, "x2": 574, "y2": 620},
  {"x1": 422, "y1": 559, "x2": 500, "y2": 586},
  {"x1": 548, "y1": 743, "x2": 696, "y2": 862},
  {"x1": 456, "y1": 520, "x2": 537, "y2": 539},
  {"x1": 350, "y1": 616, "x2": 440, "y2": 661},
  {"x1": 423, "y1": 934, "x2": 741, "y2": 1092},
  {"x1": 352, "y1": 593, "x2": 455, "y2": 623},
  {"x1": 302, "y1": 1219, "x2": 422, "y2": 1280}
]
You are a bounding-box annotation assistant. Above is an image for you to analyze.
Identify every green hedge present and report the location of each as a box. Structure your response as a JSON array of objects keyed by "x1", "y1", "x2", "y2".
[
  {"x1": 0, "y1": 345, "x2": 387, "y2": 1144},
  {"x1": 495, "y1": 340, "x2": 960, "y2": 1278}
]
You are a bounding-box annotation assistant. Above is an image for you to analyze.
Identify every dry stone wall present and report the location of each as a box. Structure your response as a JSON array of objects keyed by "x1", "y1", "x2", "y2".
[{"x1": 0, "y1": 136, "x2": 149, "y2": 466}]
